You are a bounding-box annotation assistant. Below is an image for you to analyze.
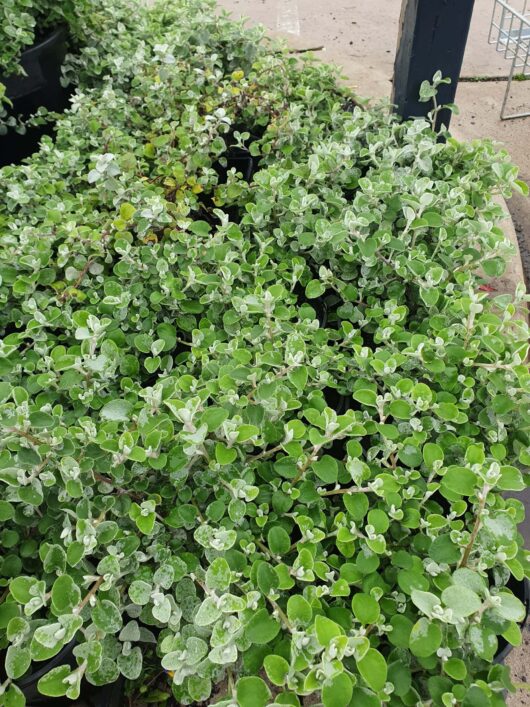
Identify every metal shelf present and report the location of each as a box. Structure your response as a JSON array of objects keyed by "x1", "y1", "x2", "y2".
[{"x1": 489, "y1": 0, "x2": 530, "y2": 119}]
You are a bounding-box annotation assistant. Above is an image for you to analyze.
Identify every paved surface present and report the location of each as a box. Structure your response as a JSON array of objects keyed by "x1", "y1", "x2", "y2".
[{"x1": 216, "y1": 0, "x2": 530, "y2": 701}]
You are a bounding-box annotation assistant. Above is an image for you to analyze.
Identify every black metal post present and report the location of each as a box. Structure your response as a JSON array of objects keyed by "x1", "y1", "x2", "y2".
[{"x1": 392, "y1": 0, "x2": 475, "y2": 130}]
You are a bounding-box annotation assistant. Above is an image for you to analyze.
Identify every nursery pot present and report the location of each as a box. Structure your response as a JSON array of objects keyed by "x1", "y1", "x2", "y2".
[
  {"x1": 0, "y1": 27, "x2": 71, "y2": 166},
  {"x1": 494, "y1": 576, "x2": 530, "y2": 664},
  {"x1": 84, "y1": 676, "x2": 126, "y2": 707},
  {"x1": 214, "y1": 146, "x2": 254, "y2": 183}
]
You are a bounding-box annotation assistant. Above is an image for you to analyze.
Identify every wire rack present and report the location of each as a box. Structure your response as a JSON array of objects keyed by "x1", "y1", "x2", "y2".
[{"x1": 489, "y1": 0, "x2": 530, "y2": 119}]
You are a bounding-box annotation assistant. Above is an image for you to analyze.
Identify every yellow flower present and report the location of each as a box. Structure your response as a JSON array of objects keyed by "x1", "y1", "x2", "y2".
[{"x1": 231, "y1": 69, "x2": 244, "y2": 82}]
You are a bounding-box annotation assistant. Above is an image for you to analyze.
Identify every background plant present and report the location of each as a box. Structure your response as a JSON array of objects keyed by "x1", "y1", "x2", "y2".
[
  {"x1": 0, "y1": 1, "x2": 529, "y2": 706},
  {"x1": 0, "y1": 0, "x2": 94, "y2": 77}
]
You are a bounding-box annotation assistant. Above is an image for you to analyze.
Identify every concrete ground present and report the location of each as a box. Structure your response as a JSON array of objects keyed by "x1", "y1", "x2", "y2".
[{"x1": 216, "y1": 0, "x2": 530, "y2": 701}]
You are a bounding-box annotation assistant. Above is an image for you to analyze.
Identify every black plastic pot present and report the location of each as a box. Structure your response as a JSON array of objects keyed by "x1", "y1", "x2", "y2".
[
  {"x1": 323, "y1": 386, "x2": 354, "y2": 415},
  {"x1": 87, "y1": 676, "x2": 125, "y2": 707},
  {"x1": 0, "y1": 27, "x2": 71, "y2": 166},
  {"x1": 214, "y1": 146, "x2": 255, "y2": 183},
  {"x1": 494, "y1": 576, "x2": 530, "y2": 664}
]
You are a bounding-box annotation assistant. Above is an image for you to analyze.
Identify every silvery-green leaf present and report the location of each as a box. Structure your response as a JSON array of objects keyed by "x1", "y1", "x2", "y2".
[
  {"x1": 153, "y1": 564, "x2": 175, "y2": 590},
  {"x1": 119, "y1": 620, "x2": 141, "y2": 643},
  {"x1": 205, "y1": 557, "x2": 231, "y2": 592},
  {"x1": 128, "y1": 580, "x2": 152, "y2": 605},
  {"x1": 152, "y1": 595, "x2": 172, "y2": 624},
  {"x1": 411, "y1": 590, "x2": 440, "y2": 618},
  {"x1": 195, "y1": 597, "x2": 222, "y2": 626},
  {"x1": 5, "y1": 644, "x2": 31, "y2": 680},
  {"x1": 218, "y1": 593, "x2": 246, "y2": 613},
  {"x1": 117, "y1": 646, "x2": 143, "y2": 679},
  {"x1": 209, "y1": 643, "x2": 238, "y2": 665}
]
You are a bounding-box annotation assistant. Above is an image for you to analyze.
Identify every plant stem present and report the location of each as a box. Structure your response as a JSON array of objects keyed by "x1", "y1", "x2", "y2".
[
  {"x1": 291, "y1": 445, "x2": 321, "y2": 485},
  {"x1": 458, "y1": 485, "x2": 490, "y2": 568},
  {"x1": 266, "y1": 596, "x2": 293, "y2": 633},
  {"x1": 9, "y1": 427, "x2": 46, "y2": 447},
  {"x1": 59, "y1": 258, "x2": 94, "y2": 302},
  {"x1": 76, "y1": 576, "x2": 104, "y2": 613},
  {"x1": 320, "y1": 486, "x2": 372, "y2": 496}
]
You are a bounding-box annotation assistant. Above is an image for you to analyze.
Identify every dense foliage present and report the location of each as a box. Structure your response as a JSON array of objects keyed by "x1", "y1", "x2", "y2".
[
  {"x1": 0, "y1": 1, "x2": 529, "y2": 706},
  {"x1": 0, "y1": 0, "x2": 91, "y2": 77}
]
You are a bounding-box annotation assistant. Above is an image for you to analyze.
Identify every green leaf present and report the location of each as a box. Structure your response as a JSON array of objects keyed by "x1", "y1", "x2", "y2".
[
  {"x1": 357, "y1": 648, "x2": 387, "y2": 692},
  {"x1": 502, "y1": 621, "x2": 522, "y2": 647},
  {"x1": 350, "y1": 687, "x2": 381, "y2": 707},
  {"x1": 264, "y1": 654, "x2": 290, "y2": 686},
  {"x1": 29, "y1": 411, "x2": 54, "y2": 428},
  {"x1": 9, "y1": 576, "x2": 37, "y2": 604},
  {"x1": 237, "y1": 424, "x2": 259, "y2": 442},
  {"x1": 441, "y1": 585, "x2": 481, "y2": 617},
  {"x1": 100, "y1": 399, "x2": 132, "y2": 422},
  {"x1": 444, "y1": 657, "x2": 467, "y2": 681},
  {"x1": 411, "y1": 590, "x2": 439, "y2": 617},
  {"x1": 423, "y1": 442, "x2": 444, "y2": 467},
  {"x1": 388, "y1": 661, "x2": 412, "y2": 697},
  {"x1": 436, "y1": 402, "x2": 460, "y2": 421},
  {"x1": 215, "y1": 442, "x2": 237, "y2": 465},
  {"x1": 305, "y1": 280, "x2": 325, "y2": 299},
  {"x1": 119, "y1": 202, "x2": 136, "y2": 220},
  {"x1": 322, "y1": 673, "x2": 353, "y2": 707},
  {"x1": 315, "y1": 615, "x2": 343, "y2": 647},
  {"x1": 195, "y1": 597, "x2": 221, "y2": 626},
  {"x1": 468, "y1": 625, "x2": 497, "y2": 661},
  {"x1": 389, "y1": 614, "x2": 413, "y2": 648},
  {"x1": 5, "y1": 645, "x2": 31, "y2": 680},
  {"x1": 37, "y1": 665, "x2": 71, "y2": 697},
  {"x1": 117, "y1": 646, "x2": 142, "y2": 680},
  {"x1": 288, "y1": 366, "x2": 308, "y2": 392},
  {"x1": 423, "y1": 211, "x2": 443, "y2": 227},
  {"x1": 245, "y1": 608, "x2": 280, "y2": 644},
  {"x1": 128, "y1": 580, "x2": 152, "y2": 605},
  {"x1": 0, "y1": 500, "x2": 15, "y2": 521},
  {"x1": 409, "y1": 618, "x2": 442, "y2": 657},
  {"x1": 268, "y1": 526, "x2": 291, "y2": 555},
  {"x1": 352, "y1": 389, "x2": 377, "y2": 407},
  {"x1": 352, "y1": 593, "x2": 380, "y2": 624},
  {"x1": 3, "y1": 683, "x2": 25, "y2": 707},
  {"x1": 497, "y1": 465, "x2": 525, "y2": 491},
  {"x1": 429, "y1": 535, "x2": 460, "y2": 564},
  {"x1": 441, "y1": 466, "x2": 477, "y2": 496},
  {"x1": 495, "y1": 592, "x2": 526, "y2": 621},
  {"x1": 92, "y1": 600, "x2": 123, "y2": 634},
  {"x1": 135, "y1": 512, "x2": 155, "y2": 535},
  {"x1": 452, "y1": 568, "x2": 486, "y2": 594},
  {"x1": 205, "y1": 557, "x2": 231, "y2": 592},
  {"x1": 201, "y1": 407, "x2": 228, "y2": 432},
  {"x1": 388, "y1": 399, "x2": 412, "y2": 420},
  {"x1": 51, "y1": 575, "x2": 81, "y2": 614},
  {"x1": 515, "y1": 179, "x2": 529, "y2": 196},
  {"x1": 312, "y1": 455, "x2": 338, "y2": 484},
  {"x1": 420, "y1": 287, "x2": 439, "y2": 307},
  {"x1": 286, "y1": 595, "x2": 312, "y2": 626},
  {"x1": 257, "y1": 562, "x2": 280, "y2": 595},
  {"x1": 236, "y1": 676, "x2": 271, "y2": 707}
]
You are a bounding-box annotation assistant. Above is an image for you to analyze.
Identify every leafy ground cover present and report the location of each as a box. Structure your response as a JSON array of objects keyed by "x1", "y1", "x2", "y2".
[{"x1": 0, "y1": 1, "x2": 529, "y2": 705}]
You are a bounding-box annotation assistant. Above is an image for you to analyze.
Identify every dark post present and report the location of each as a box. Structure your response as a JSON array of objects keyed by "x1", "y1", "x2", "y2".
[{"x1": 392, "y1": 0, "x2": 475, "y2": 130}]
